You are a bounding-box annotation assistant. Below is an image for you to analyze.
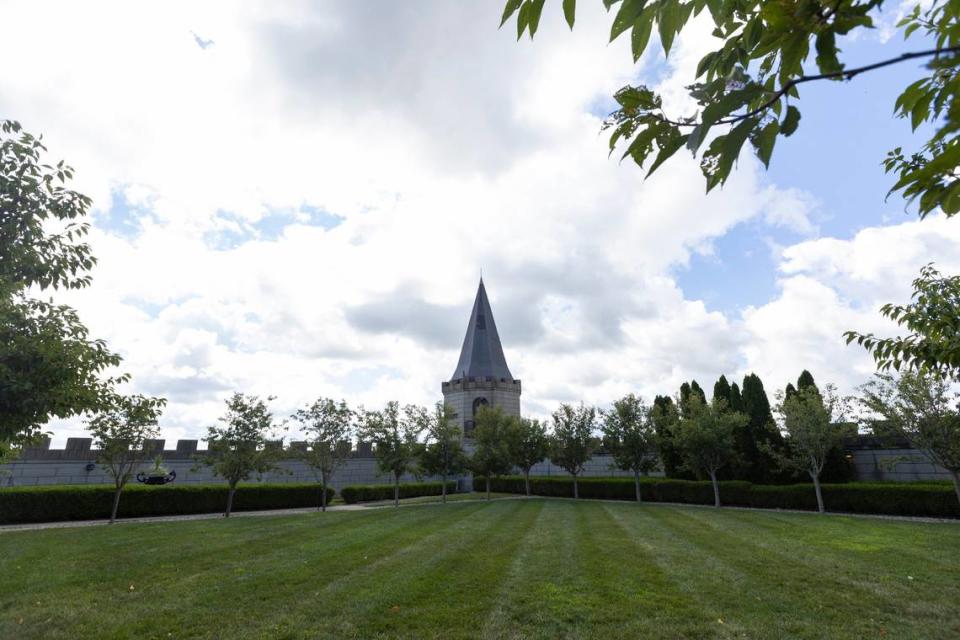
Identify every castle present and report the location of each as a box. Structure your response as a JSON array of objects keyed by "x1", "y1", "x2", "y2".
[
  {"x1": 0, "y1": 280, "x2": 946, "y2": 487},
  {"x1": 442, "y1": 279, "x2": 521, "y2": 435}
]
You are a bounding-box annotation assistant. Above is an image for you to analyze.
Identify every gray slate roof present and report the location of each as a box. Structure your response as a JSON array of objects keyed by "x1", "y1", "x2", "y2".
[{"x1": 450, "y1": 279, "x2": 514, "y2": 381}]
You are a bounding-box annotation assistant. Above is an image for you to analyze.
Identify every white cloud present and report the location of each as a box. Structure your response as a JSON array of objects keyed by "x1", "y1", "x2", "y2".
[
  {"x1": 742, "y1": 216, "x2": 960, "y2": 394},
  {"x1": 6, "y1": 1, "x2": 952, "y2": 446}
]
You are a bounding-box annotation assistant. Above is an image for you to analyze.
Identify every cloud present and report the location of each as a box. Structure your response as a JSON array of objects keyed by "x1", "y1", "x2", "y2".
[{"x1": 6, "y1": 1, "x2": 946, "y2": 446}]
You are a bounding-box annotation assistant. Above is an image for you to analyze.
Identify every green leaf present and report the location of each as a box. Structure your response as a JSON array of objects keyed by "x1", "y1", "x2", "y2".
[
  {"x1": 500, "y1": 0, "x2": 522, "y2": 27},
  {"x1": 563, "y1": 0, "x2": 576, "y2": 29},
  {"x1": 814, "y1": 31, "x2": 842, "y2": 75},
  {"x1": 527, "y1": 0, "x2": 547, "y2": 37},
  {"x1": 611, "y1": 0, "x2": 645, "y2": 41},
  {"x1": 647, "y1": 133, "x2": 688, "y2": 177},
  {"x1": 631, "y1": 9, "x2": 655, "y2": 62},
  {"x1": 752, "y1": 120, "x2": 779, "y2": 168},
  {"x1": 781, "y1": 105, "x2": 801, "y2": 136},
  {"x1": 516, "y1": 0, "x2": 530, "y2": 39},
  {"x1": 658, "y1": 0, "x2": 679, "y2": 57}
]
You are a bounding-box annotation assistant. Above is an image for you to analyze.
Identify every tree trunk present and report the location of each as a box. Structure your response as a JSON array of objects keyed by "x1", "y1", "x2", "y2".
[
  {"x1": 442, "y1": 472, "x2": 447, "y2": 504},
  {"x1": 524, "y1": 470, "x2": 531, "y2": 497},
  {"x1": 486, "y1": 476, "x2": 491, "y2": 501},
  {"x1": 709, "y1": 471, "x2": 720, "y2": 508},
  {"x1": 394, "y1": 474, "x2": 400, "y2": 508},
  {"x1": 225, "y1": 485, "x2": 237, "y2": 518},
  {"x1": 573, "y1": 474, "x2": 579, "y2": 499},
  {"x1": 634, "y1": 470, "x2": 642, "y2": 503},
  {"x1": 320, "y1": 473, "x2": 328, "y2": 512},
  {"x1": 811, "y1": 471, "x2": 825, "y2": 513},
  {"x1": 110, "y1": 485, "x2": 123, "y2": 524}
]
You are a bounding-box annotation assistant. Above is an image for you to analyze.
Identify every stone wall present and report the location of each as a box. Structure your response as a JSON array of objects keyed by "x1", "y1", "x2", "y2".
[
  {"x1": 1, "y1": 435, "x2": 952, "y2": 489},
  {"x1": 846, "y1": 437, "x2": 952, "y2": 482},
  {"x1": 0, "y1": 438, "x2": 439, "y2": 490}
]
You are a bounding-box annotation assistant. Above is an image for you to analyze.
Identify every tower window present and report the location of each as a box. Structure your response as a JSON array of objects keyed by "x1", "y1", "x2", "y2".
[{"x1": 472, "y1": 397, "x2": 489, "y2": 416}]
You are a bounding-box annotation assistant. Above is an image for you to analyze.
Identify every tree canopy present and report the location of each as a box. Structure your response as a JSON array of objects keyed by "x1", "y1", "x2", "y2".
[
  {"x1": 203, "y1": 393, "x2": 282, "y2": 517},
  {"x1": 845, "y1": 265, "x2": 960, "y2": 380},
  {"x1": 501, "y1": 0, "x2": 960, "y2": 215},
  {"x1": 290, "y1": 397, "x2": 355, "y2": 511},
  {"x1": 1, "y1": 120, "x2": 124, "y2": 449}
]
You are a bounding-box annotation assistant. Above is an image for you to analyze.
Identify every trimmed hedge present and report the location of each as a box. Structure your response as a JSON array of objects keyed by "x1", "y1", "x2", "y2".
[
  {"x1": 340, "y1": 481, "x2": 458, "y2": 504},
  {"x1": 0, "y1": 483, "x2": 336, "y2": 525},
  {"x1": 473, "y1": 475, "x2": 960, "y2": 518}
]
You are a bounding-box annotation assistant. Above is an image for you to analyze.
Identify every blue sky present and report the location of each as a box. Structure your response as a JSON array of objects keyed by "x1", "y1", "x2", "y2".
[{"x1": 675, "y1": 28, "x2": 937, "y2": 314}]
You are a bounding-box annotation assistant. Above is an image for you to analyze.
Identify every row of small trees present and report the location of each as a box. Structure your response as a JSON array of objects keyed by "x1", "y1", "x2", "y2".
[{"x1": 86, "y1": 365, "x2": 960, "y2": 522}]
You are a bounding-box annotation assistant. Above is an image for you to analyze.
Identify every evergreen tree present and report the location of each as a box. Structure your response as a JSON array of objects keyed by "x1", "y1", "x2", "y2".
[
  {"x1": 690, "y1": 381, "x2": 707, "y2": 403},
  {"x1": 713, "y1": 375, "x2": 732, "y2": 406},
  {"x1": 737, "y1": 373, "x2": 783, "y2": 483},
  {"x1": 652, "y1": 395, "x2": 685, "y2": 478},
  {"x1": 797, "y1": 370, "x2": 819, "y2": 395},
  {"x1": 729, "y1": 383, "x2": 744, "y2": 413},
  {"x1": 785, "y1": 383, "x2": 798, "y2": 400},
  {"x1": 679, "y1": 383, "x2": 693, "y2": 417}
]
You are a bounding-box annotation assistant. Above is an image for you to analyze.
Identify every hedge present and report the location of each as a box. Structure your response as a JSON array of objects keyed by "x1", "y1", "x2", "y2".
[
  {"x1": 340, "y1": 481, "x2": 458, "y2": 504},
  {"x1": 473, "y1": 476, "x2": 960, "y2": 518},
  {"x1": 0, "y1": 483, "x2": 336, "y2": 525}
]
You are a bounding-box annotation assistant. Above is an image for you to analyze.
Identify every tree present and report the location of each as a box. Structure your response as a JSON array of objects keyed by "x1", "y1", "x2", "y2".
[
  {"x1": 729, "y1": 382, "x2": 744, "y2": 413},
  {"x1": 550, "y1": 403, "x2": 598, "y2": 499},
  {"x1": 87, "y1": 394, "x2": 166, "y2": 523},
  {"x1": 291, "y1": 397, "x2": 355, "y2": 512},
  {"x1": 797, "y1": 370, "x2": 819, "y2": 394},
  {"x1": 673, "y1": 395, "x2": 747, "y2": 507},
  {"x1": 360, "y1": 401, "x2": 425, "y2": 507},
  {"x1": 505, "y1": 416, "x2": 549, "y2": 496},
  {"x1": 713, "y1": 375, "x2": 732, "y2": 406},
  {"x1": 501, "y1": 2, "x2": 960, "y2": 216},
  {"x1": 859, "y1": 371, "x2": 960, "y2": 506},
  {"x1": 738, "y1": 373, "x2": 783, "y2": 482},
  {"x1": 601, "y1": 394, "x2": 659, "y2": 502},
  {"x1": 785, "y1": 382, "x2": 798, "y2": 400},
  {"x1": 471, "y1": 405, "x2": 515, "y2": 500},
  {"x1": 652, "y1": 394, "x2": 685, "y2": 477},
  {"x1": 1, "y1": 120, "x2": 124, "y2": 458},
  {"x1": 846, "y1": 265, "x2": 960, "y2": 380},
  {"x1": 203, "y1": 393, "x2": 282, "y2": 517},
  {"x1": 419, "y1": 403, "x2": 468, "y2": 504},
  {"x1": 774, "y1": 384, "x2": 849, "y2": 513}
]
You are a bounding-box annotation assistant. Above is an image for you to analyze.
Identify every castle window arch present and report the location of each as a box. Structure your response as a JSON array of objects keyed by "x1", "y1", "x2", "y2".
[{"x1": 472, "y1": 397, "x2": 489, "y2": 417}]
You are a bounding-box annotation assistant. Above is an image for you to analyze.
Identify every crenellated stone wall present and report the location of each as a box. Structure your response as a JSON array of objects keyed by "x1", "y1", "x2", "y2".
[
  {"x1": 0, "y1": 438, "x2": 436, "y2": 489},
  {"x1": 0, "y1": 435, "x2": 951, "y2": 488}
]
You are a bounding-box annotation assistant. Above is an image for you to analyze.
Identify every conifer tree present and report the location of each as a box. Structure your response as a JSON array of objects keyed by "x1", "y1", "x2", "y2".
[
  {"x1": 785, "y1": 382, "x2": 798, "y2": 400},
  {"x1": 690, "y1": 381, "x2": 707, "y2": 404},
  {"x1": 738, "y1": 373, "x2": 782, "y2": 483},
  {"x1": 713, "y1": 375, "x2": 732, "y2": 406},
  {"x1": 652, "y1": 395, "x2": 685, "y2": 478},
  {"x1": 797, "y1": 370, "x2": 819, "y2": 394},
  {"x1": 729, "y1": 383, "x2": 744, "y2": 413}
]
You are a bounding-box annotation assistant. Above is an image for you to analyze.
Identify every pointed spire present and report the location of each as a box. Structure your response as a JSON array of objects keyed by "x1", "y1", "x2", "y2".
[{"x1": 451, "y1": 279, "x2": 513, "y2": 381}]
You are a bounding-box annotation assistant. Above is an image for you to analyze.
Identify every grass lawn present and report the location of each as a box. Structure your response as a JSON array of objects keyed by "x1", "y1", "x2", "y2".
[{"x1": 1, "y1": 499, "x2": 958, "y2": 639}]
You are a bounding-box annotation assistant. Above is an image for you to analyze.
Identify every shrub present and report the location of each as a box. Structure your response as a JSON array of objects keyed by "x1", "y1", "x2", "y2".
[
  {"x1": 472, "y1": 475, "x2": 960, "y2": 518},
  {"x1": 340, "y1": 481, "x2": 457, "y2": 504},
  {"x1": 0, "y1": 483, "x2": 336, "y2": 525}
]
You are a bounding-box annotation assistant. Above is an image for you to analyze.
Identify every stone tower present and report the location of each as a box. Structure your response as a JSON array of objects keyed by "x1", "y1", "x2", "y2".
[{"x1": 442, "y1": 279, "x2": 521, "y2": 436}]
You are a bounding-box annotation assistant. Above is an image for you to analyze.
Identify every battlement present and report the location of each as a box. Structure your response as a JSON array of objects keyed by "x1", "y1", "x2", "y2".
[
  {"x1": 16, "y1": 437, "x2": 377, "y2": 461},
  {"x1": 442, "y1": 377, "x2": 522, "y2": 393}
]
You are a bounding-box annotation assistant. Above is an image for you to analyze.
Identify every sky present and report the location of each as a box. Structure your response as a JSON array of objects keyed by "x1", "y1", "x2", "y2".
[{"x1": 2, "y1": 0, "x2": 958, "y2": 446}]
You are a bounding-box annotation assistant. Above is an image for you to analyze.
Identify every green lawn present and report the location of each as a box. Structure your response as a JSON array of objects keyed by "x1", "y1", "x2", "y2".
[{"x1": 1, "y1": 499, "x2": 958, "y2": 639}]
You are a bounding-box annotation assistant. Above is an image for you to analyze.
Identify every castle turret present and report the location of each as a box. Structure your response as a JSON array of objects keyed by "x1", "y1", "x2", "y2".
[{"x1": 442, "y1": 279, "x2": 521, "y2": 435}]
